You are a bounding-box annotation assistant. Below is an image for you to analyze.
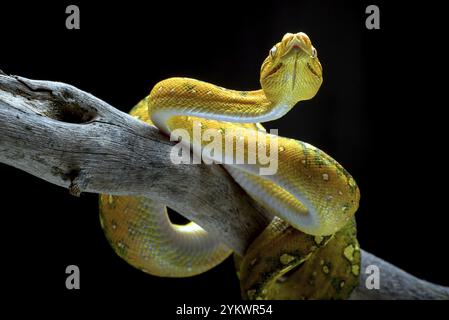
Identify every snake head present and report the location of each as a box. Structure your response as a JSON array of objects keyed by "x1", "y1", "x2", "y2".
[{"x1": 260, "y1": 32, "x2": 323, "y2": 105}]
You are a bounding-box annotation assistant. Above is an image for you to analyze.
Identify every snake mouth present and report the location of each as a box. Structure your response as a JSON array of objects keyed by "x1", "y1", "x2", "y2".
[{"x1": 283, "y1": 36, "x2": 311, "y2": 58}]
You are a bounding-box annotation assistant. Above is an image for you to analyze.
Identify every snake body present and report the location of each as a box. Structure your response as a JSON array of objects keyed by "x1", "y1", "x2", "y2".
[{"x1": 99, "y1": 33, "x2": 360, "y2": 297}]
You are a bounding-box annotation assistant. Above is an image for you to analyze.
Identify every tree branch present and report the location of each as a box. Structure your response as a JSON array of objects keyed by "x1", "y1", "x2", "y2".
[
  {"x1": 0, "y1": 73, "x2": 271, "y2": 255},
  {"x1": 0, "y1": 73, "x2": 447, "y2": 300},
  {"x1": 352, "y1": 251, "x2": 449, "y2": 300}
]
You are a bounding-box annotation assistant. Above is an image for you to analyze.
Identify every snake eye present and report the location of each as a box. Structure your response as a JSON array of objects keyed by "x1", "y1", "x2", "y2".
[
  {"x1": 311, "y1": 47, "x2": 317, "y2": 58},
  {"x1": 270, "y1": 46, "x2": 277, "y2": 58}
]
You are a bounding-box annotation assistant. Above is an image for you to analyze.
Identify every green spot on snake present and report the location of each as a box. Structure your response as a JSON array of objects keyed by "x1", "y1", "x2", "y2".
[
  {"x1": 351, "y1": 265, "x2": 360, "y2": 276},
  {"x1": 280, "y1": 253, "x2": 296, "y2": 265},
  {"x1": 330, "y1": 277, "x2": 343, "y2": 292},
  {"x1": 314, "y1": 236, "x2": 323, "y2": 245},
  {"x1": 343, "y1": 244, "x2": 355, "y2": 262},
  {"x1": 184, "y1": 83, "x2": 196, "y2": 91},
  {"x1": 115, "y1": 240, "x2": 128, "y2": 258}
]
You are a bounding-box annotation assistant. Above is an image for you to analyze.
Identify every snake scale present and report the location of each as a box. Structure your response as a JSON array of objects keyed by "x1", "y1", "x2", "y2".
[{"x1": 99, "y1": 32, "x2": 361, "y2": 299}]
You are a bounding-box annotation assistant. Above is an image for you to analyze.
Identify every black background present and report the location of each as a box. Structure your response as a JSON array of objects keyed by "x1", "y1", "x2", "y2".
[{"x1": 0, "y1": 0, "x2": 447, "y2": 308}]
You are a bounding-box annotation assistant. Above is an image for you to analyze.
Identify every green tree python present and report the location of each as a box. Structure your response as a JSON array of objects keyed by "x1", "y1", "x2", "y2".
[{"x1": 99, "y1": 32, "x2": 361, "y2": 299}]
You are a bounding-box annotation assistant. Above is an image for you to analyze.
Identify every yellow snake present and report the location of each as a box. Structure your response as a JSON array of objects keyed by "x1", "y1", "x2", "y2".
[{"x1": 99, "y1": 32, "x2": 361, "y2": 299}]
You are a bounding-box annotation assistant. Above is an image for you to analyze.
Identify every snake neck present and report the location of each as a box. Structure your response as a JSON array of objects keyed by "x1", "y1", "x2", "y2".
[
  {"x1": 147, "y1": 78, "x2": 297, "y2": 132},
  {"x1": 241, "y1": 90, "x2": 295, "y2": 123}
]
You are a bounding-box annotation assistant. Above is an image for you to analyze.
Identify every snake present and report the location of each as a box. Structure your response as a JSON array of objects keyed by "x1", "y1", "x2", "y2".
[{"x1": 99, "y1": 32, "x2": 361, "y2": 299}]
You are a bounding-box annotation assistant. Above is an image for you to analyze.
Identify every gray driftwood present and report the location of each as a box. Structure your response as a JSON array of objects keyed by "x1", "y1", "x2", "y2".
[{"x1": 0, "y1": 72, "x2": 447, "y2": 300}]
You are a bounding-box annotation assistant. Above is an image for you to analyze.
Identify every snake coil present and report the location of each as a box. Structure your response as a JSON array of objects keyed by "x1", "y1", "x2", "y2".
[{"x1": 99, "y1": 32, "x2": 361, "y2": 299}]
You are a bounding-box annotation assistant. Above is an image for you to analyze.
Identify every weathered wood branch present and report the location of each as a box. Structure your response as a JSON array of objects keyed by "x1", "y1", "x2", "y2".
[
  {"x1": 352, "y1": 251, "x2": 449, "y2": 300},
  {"x1": 0, "y1": 72, "x2": 447, "y2": 300},
  {"x1": 0, "y1": 72, "x2": 272, "y2": 255}
]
